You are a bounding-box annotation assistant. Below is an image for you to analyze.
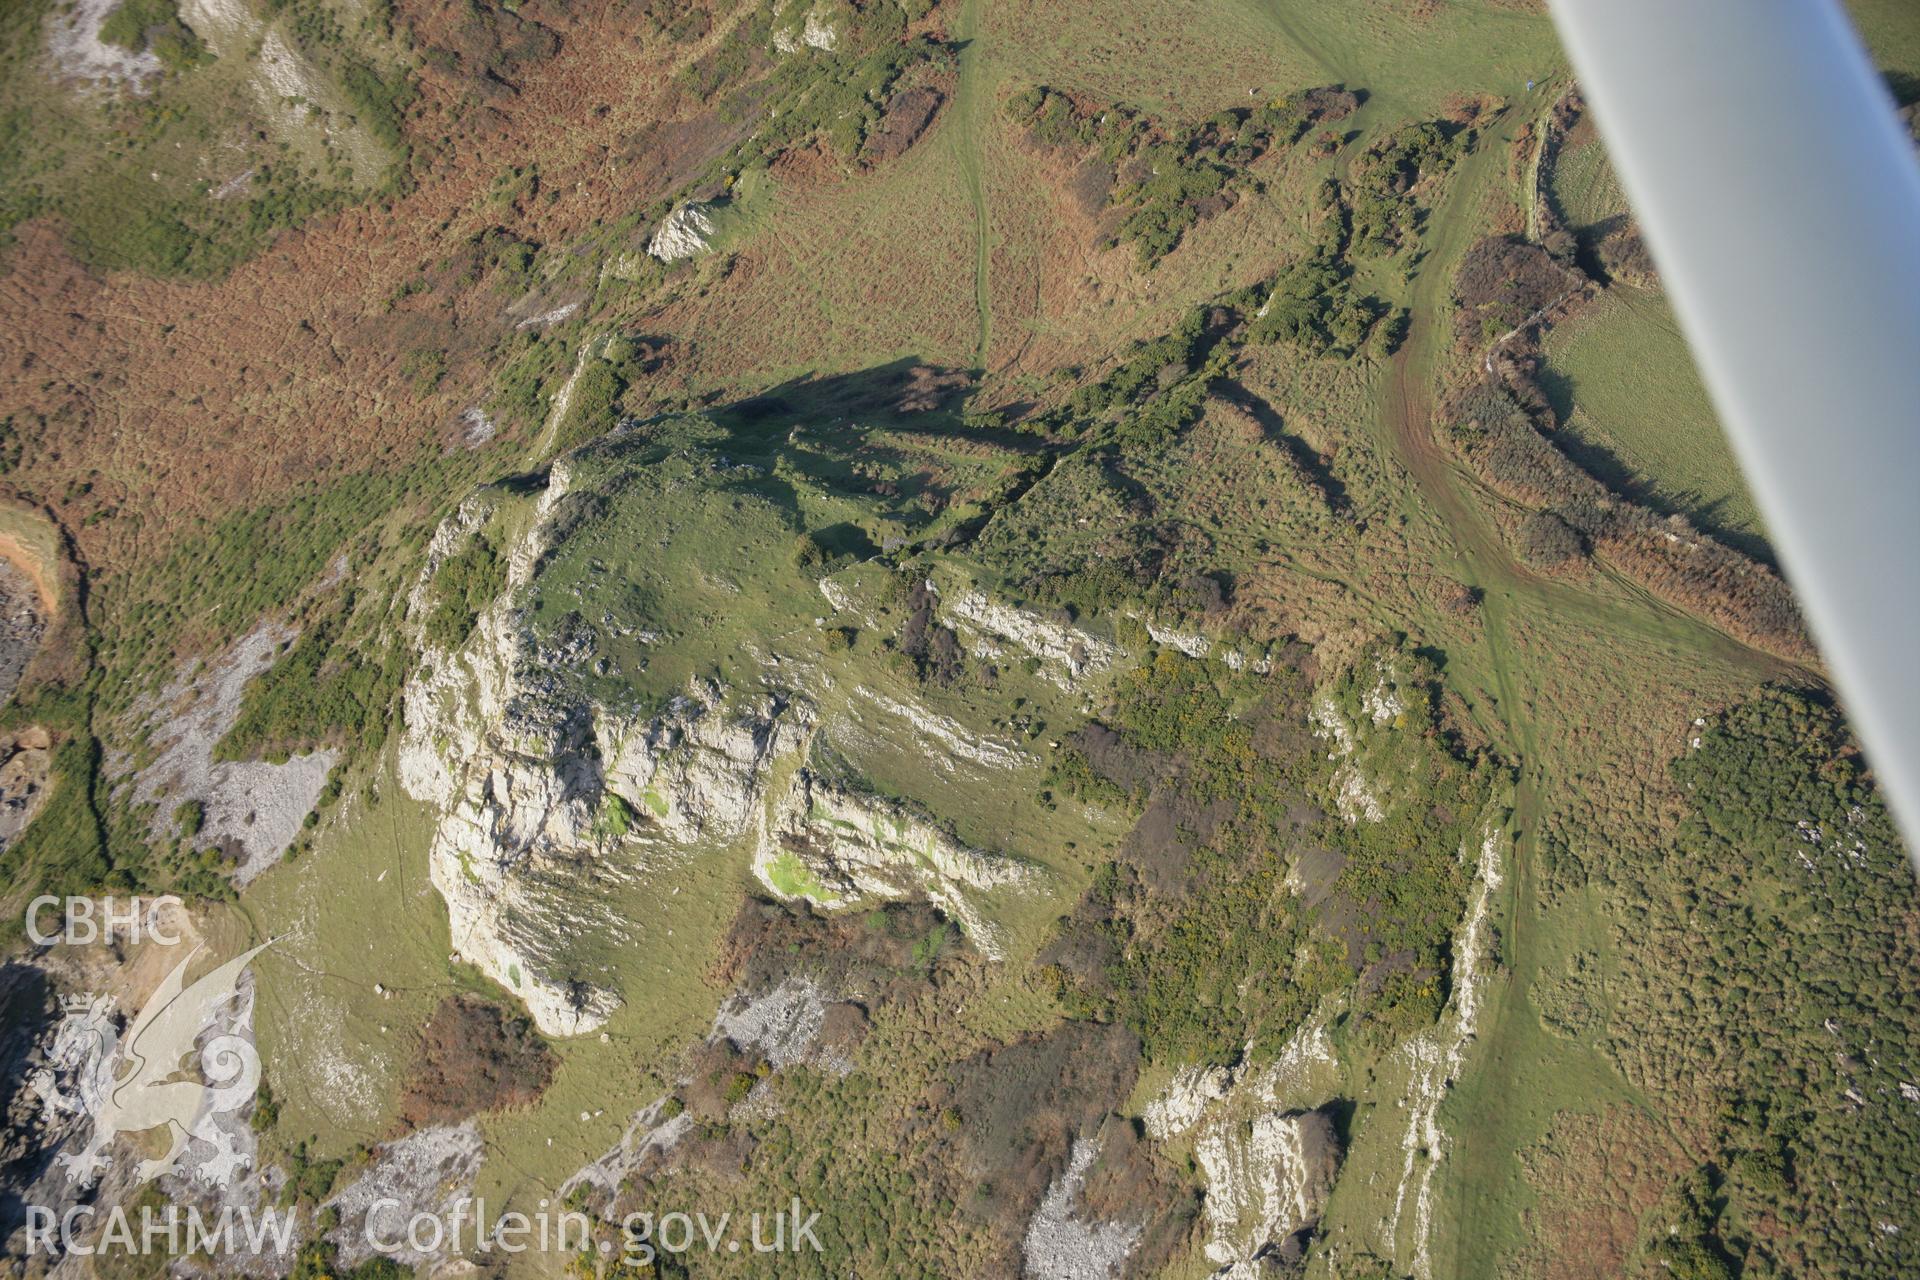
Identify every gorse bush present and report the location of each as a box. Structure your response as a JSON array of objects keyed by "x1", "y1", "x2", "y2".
[
  {"x1": 1010, "y1": 85, "x2": 1360, "y2": 266},
  {"x1": 422, "y1": 531, "x2": 507, "y2": 651},
  {"x1": 99, "y1": 0, "x2": 205, "y2": 71},
  {"x1": 1347, "y1": 120, "x2": 1472, "y2": 254},
  {"x1": 216, "y1": 592, "x2": 408, "y2": 764}
]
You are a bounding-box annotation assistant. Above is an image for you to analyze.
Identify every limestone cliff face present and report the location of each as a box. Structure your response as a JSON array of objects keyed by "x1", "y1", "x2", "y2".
[
  {"x1": 398, "y1": 470, "x2": 1039, "y2": 1034},
  {"x1": 646, "y1": 203, "x2": 715, "y2": 262},
  {"x1": 398, "y1": 468, "x2": 811, "y2": 1036},
  {"x1": 400, "y1": 654, "x2": 808, "y2": 1036},
  {"x1": 1143, "y1": 1019, "x2": 1345, "y2": 1274},
  {"x1": 751, "y1": 769, "x2": 1038, "y2": 959},
  {"x1": 1195, "y1": 1107, "x2": 1343, "y2": 1275},
  {"x1": 940, "y1": 589, "x2": 1119, "y2": 691}
]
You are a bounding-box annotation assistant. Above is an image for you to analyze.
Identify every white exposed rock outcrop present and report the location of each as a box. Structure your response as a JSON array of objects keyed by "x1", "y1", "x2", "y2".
[
  {"x1": 647, "y1": 202, "x2": 716, "y2": 262},
  {"x1": 562, "y1": 1094, "x2": 692, "y2": 1203},
  {"x1": 751, "y1": 769, "x2": 1034, "y2": 958},
  {"x1": 1021, "y1": 1137, "x2": 1141, "y2": 1280},
  {"x1": 1360, "y1": 654, "x2": 1408, "y2": 725},
  {"x1": 1312, "y1": 694, "x2": 1385, "y2": 824},
  {"x1": 1143, "y1": 1064, "x2": 1236, "y2": 1142},
  {"x1": 1144, "y1": 1020, "x2": 1344, "y2": 1274},
  {"x1": 943, "y1": 590, "x2": 1120, "y2": 690},
  {"x1": 1142, "y1": 1017, "x2": 1341, "y2": 1271},
  {"x1": 401, "y1": 618, "x2": 809, "y2": 1034},
  {"x1": 325, "y1": 1123, "x2": 484, "y2": 1269},
  {"x1": 46, "y1": 0, "x2": 161, "y2": 92},
  {"x1": 1195, "y1": 1108, "x2": 1341, "y2": 1275},
  {"x1": 127, "y1": 621, "x2": 338, "y2": 887},
  {"x1": 817, "y1": 576, "x2": 876, "y2": 626},
  {"x1": 175, "y1": 0, "x2": 384, "y2": 181},
  {"x1": 853, "y1": 686, "x2": 1028, "y2": 772},
  {"x1": 801, "y1": 10, "x2": 840, "y2": 50},
  {"x1": 1144, "y1": 620, "x2": 1212, "y2": 659},
  {"x1": 401, "y1": 473, "x2": 1042, "y2": 1033},
  {"x1": 399, "y1": 473, "x2": 815, "y2": 1036},
  {"x1": 1145, "y1": 1020, "x2": 1338, "y2": 1147},
  {"x1": 773, "y1": 5, "x2": 840, "y2": 53},
  {"x1": 1385, "y1": 826, "x2": 1505, "y2": 1279},
  {"x1": 711, "y1": 977, "x2": 841, "y2": 1071}
]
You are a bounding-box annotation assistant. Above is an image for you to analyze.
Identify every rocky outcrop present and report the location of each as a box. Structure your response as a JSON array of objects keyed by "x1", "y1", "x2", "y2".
[
  {"x1": 1140, "y1": 1016, "x2": 1343, "y2": 1273},
  {"x1": 1310, "y1": 654, "x2": 1413, "y2": 825},
  {"x1": 751, "y1": 769, "x2": 1036, "y2": 958},
  {"x1": 325, "y1": 1122, "x2": 483, "y2": 1268},
  {"x1": 125, "y1": 621, "x2": 338, "y2": 886},
  {"x1": 1194, "y1": 1107, "x2": 1343, "y2": 1275},
  {"x1": 0, "y1": 558, "x2": 45, "y2": 709},
  {"x1": 1144, "y1": 620, "x2": 1211, "y2": 659},
  {"x1": 399, "y1": 473, "x2": 1039, "y2": 1033},
  {"x1": 401, "y1": 616, "x2": 809, "y2": 1035},
  {"x1": 772, "y1": 4, "x2": 840, "y2": 53},
  {"x1": 0, "y1": 728, "x2": 51, "y2": 853},
  {"x1": 941, "y1": 590, "x2": 1119, "y2": 690},
  {"x1": 1312, "y1": 694, "x2": 1385, "y2": 824},
  {"x1": 646, "y1": 202, "x2": 715, "y2": 262},
  {"x1": 1021, "y1": 1137, "x2": 1142, "y2": 1280},
  {"x1": 1142, "y1": 1063, "x2": 1235, "y2": 1142},
  {"x1": 399, "y1": 470, "x2": 818, "y2": 1035},
  {"x1": 853, "y1": 686, "x2": 1028, "y2": 773},
  {"x1": 1385, "y1": 826, "x2": 1505, "y2": 1279}
]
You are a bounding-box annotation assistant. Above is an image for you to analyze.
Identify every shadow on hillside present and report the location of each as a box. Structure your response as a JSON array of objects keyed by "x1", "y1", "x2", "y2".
[
  {"x1": 0, "y1": 963, "x2": 56, "y2": 1242},
  {"x1": 695, "y1": 357, "x2": 1051, "y2": 550},
  {"x1": 1212, "y1": 381, "x2": 1351, "y2": 514},
  {"x1": 722, "y1": 357, "x2": 976, "y2": 428},
  {"x1": 1535, "y1": 366, "x2": 1775, "y2": 567}
]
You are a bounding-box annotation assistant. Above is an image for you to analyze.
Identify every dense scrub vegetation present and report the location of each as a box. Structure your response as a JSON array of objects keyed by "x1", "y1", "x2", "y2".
[
  {"x1": 1453, "y1": 234, "x2": 1586, "y2": 344},
  {"x1": 398, "y1": 994, "x2": 556, "y2": 1128},
  {"x1": 1592, "y1": 688, "x2": 1920, "y2": 1277},
  {"x1": 216, "y1": 589, "x2": 408, "y2": 764},
  {"x1": 99, "y1": 0, "x2": 204, "y2": 71},
  {"x1": 1444, "y1": 371, "x2": 1809, "y2": 661},
  {"x1": 1246, "y1": 180, "x2": 1401, "y2": 359},
  {"x1": 1345, "y1": 120, "x2": 1472, "y2": 254},
  {"x1": 1043, "y1": 645, "x2": 1495, "y2": 1064},
  {"x1": 1010, "y1": 84, "x2": 1359, "y2": 265},
  {"x1": 1448, "y1": 225, "x2": 1814, "y2": 659},
  {"x1": 421, "y1": 528, "x2": 507, "y2": 652}
]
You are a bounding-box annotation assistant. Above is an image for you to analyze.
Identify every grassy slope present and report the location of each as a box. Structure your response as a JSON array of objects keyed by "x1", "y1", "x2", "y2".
[
  {"x1": 950, "y1": 0, "x2": 994, "y2": 368},
  {"x1": 1345, "y1": 84, "x2": 1807, "y2": 1277},
  {"x1": 1543, "y1": 285, "x2": 1771, "y2": 561},
  {"x1": 0, "y1": 0, "x2": 402, "y2": 274}
]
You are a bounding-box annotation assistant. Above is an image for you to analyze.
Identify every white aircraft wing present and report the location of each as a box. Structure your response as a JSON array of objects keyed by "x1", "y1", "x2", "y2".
[{"x1": 1548, "y1": 0, "x2": 1920, "y2": 870}]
